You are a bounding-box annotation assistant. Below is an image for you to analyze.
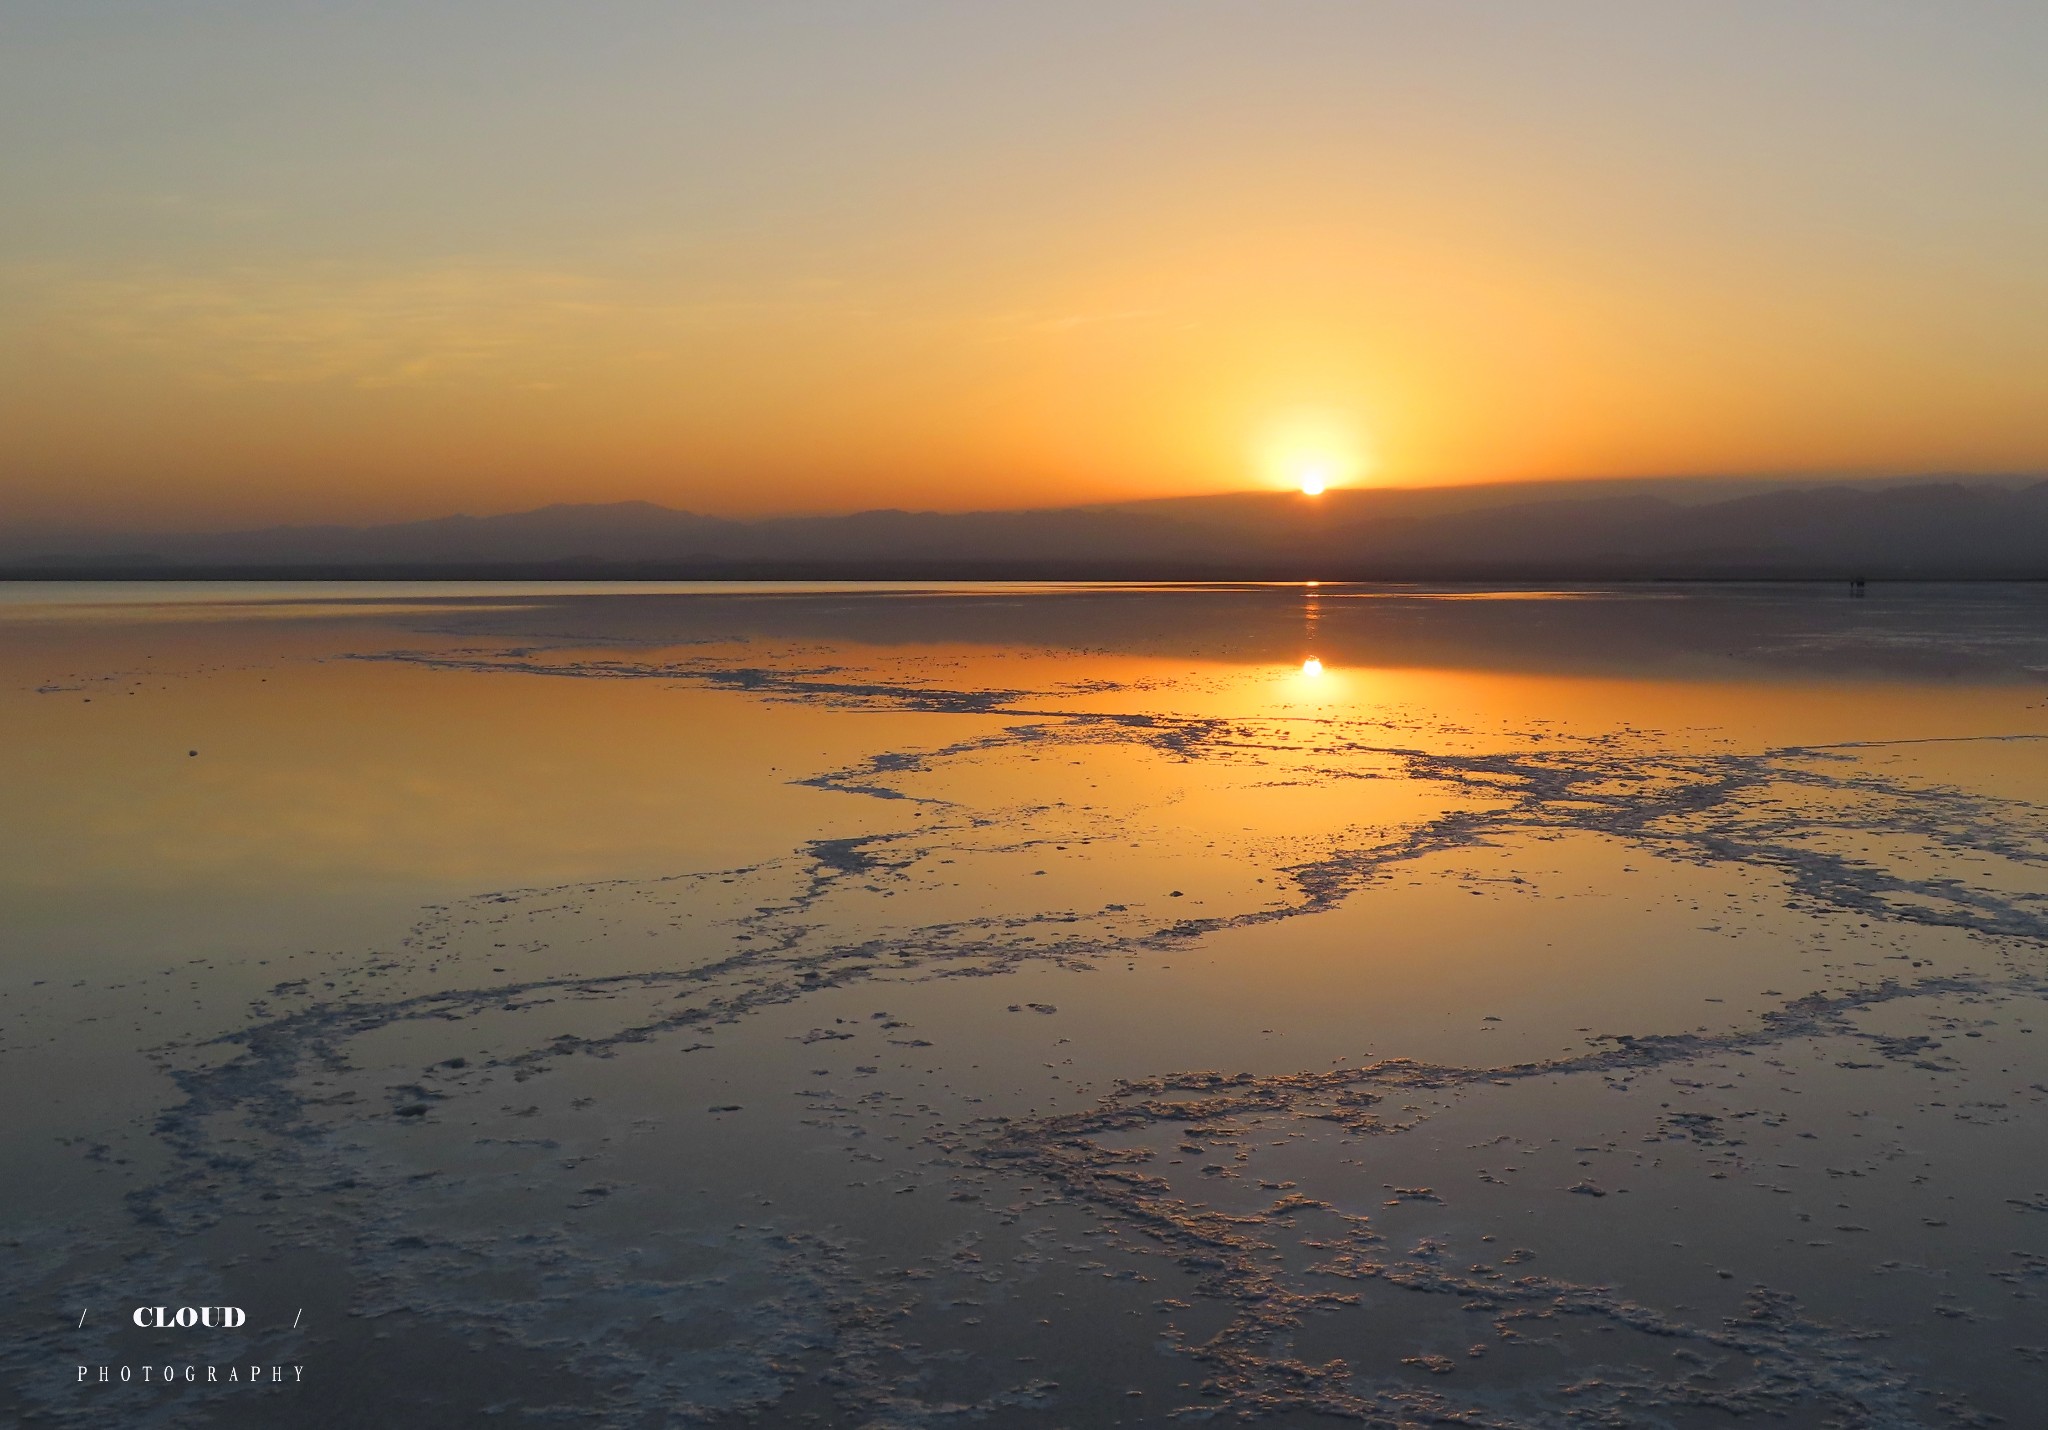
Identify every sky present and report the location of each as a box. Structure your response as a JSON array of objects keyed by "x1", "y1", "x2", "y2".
[{"x1": 2, "y1": 1, "x2": 2045, "y2": 532}]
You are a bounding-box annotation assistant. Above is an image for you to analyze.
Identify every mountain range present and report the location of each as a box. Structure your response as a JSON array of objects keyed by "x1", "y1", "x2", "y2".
[{"x1": 8, "y1": 475, "x2": 2048, "y2": 580}]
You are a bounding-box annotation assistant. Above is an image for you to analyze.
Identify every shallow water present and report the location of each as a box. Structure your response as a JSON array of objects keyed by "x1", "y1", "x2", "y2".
[{"x1": 5, "y1": 580, "x2": 2048, "y2": 1427}]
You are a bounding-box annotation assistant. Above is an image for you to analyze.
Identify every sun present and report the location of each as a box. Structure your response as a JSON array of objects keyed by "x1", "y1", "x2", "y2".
[{"x1": 1254, "y1": 411, "x2": 1370, "y2": 496}]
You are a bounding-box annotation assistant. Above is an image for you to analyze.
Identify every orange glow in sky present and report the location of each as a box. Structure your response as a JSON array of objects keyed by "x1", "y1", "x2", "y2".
[{"x1": 1, "y1": 6, "x2": 2044, "y2": 532}]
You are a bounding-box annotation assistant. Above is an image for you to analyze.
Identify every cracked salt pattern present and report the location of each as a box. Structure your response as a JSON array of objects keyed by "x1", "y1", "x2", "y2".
[{"x1": 4, "y1": 581, "x2": 2048, "y2": 1427}]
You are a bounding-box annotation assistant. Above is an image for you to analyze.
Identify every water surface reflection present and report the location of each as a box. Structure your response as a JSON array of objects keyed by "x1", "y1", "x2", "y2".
[{"x1": 4, "y1": 582, "x2": 2046, "y2": 1427}]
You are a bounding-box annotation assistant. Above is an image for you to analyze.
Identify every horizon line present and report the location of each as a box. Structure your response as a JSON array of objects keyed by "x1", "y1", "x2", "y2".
[{"x1": 10, "y1": 467, "x2": 2047, "y2": 542}]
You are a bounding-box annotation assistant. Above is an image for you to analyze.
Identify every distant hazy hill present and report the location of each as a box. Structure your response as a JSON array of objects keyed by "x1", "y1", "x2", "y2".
[{"x1": 9, "y1": 476, "x2": 2048, "y2": 579}]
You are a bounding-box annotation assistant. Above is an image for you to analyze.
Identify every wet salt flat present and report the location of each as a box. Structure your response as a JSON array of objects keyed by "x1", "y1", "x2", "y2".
[{"x1": 4, "y1": 580, "x2": 2048, "y2": 1428}]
